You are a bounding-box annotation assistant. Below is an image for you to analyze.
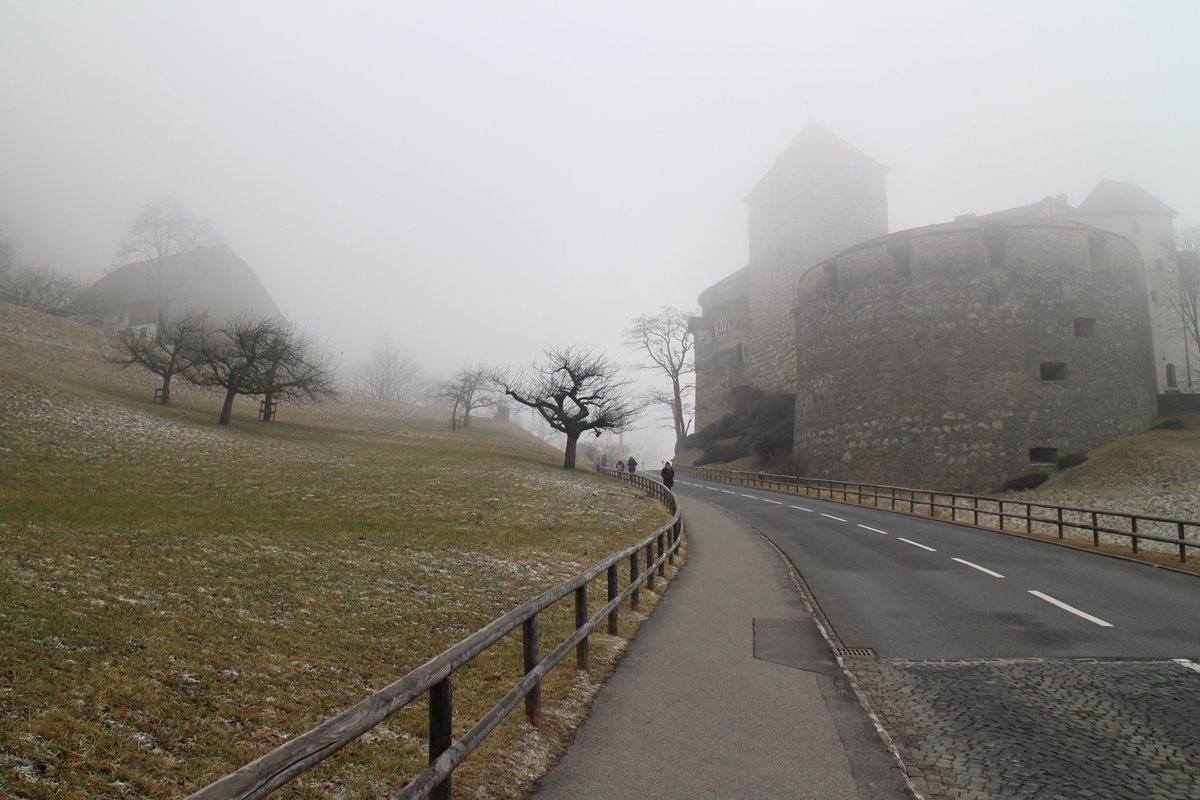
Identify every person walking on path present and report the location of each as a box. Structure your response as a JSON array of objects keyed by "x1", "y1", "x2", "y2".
[
  {"x1": 660, "y1": 460, "x2": 675, "y2": 488},
  {"x1": 626, "y1": 456, "x2": 638, "y2": 473}
]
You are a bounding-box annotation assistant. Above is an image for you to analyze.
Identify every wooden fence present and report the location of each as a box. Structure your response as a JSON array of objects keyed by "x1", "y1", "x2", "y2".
[
  {"x1": 677, "y1": 464, "x2": 1200, "y2": 563},
  {"x1": 187, "y1": 470, "x2": 682, "y2": 799}
]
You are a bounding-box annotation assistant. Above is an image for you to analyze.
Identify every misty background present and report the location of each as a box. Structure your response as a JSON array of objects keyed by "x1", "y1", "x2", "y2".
[{"x1": 2, "y1": 0, "x2": 1198, "y2": 463}]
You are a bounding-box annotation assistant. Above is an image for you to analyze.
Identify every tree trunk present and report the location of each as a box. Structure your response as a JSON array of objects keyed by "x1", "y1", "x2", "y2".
[
  {"x1": 160, "y1": 374, "x2": 172, "y2": 406},
  {"x1": 218, "y1": 387, "x2": 237, "y2": 425},
  {"x1": 562, "y1": 432, "x2": 579, "y2": 469},
  {"x1": 671, "y1": 378, "x2": 685, "y2": 445}
]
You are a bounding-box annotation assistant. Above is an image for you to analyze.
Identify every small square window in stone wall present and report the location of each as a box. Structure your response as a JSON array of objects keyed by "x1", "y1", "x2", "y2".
[
  {"x1": 1029, "y1": 447, "x2": 1058, "y2": 463},
  {"x1": 1040, "y1": 362, "x2": 1068, "y2": 380},
  {"x1": 1073, "y1": 318, "x2": 1097, "y2": 337}
]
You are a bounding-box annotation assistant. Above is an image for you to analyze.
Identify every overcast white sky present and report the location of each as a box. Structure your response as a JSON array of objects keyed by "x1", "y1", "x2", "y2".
[{"x1": 2, "y1": 0, "x2": 1198, "y2": 461}]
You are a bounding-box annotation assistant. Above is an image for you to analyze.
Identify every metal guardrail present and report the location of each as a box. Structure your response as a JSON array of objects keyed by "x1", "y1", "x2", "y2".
[
  {"x1": 677, "y1": 464, "x2": 1200, "y2": 563},
  {"x1": 187, "y1": 470, "x2": 683, "y2": 800}
]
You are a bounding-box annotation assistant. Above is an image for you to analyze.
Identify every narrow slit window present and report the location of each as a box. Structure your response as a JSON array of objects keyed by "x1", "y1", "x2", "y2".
[
  {"x1": 1040, "y1": 362, "x2": 1068, "y2": 381},
  {"x1": 1073, "y1": 318, "x2": 1096, "y2": 337},
  {"x1": 889, "y1": 243, "x2": 912, "y2": 278},
  {"x1": 983, "y1": 224, "x2": 1008, "y2": 270},
  {"x1": 1029, "y1": 447, "x2": 1058, "y2": 464}
]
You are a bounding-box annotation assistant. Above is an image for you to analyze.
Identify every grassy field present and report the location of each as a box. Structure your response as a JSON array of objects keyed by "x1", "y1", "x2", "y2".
[{"x1": 0, "y1": 303, "x2": 677, "y2": 798}]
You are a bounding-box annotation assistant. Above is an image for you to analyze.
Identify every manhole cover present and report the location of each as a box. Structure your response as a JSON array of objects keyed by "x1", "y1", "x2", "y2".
[{"x1": 836, "y1": 646, "x2": 876, "y2": 658}]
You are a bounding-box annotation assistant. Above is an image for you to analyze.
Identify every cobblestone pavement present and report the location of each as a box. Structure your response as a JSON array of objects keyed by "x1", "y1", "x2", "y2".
[{"x1": 848, "y1": 658, "x2": 1200, "y2": 799}]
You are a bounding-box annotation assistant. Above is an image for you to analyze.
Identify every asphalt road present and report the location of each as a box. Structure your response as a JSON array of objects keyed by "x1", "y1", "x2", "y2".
[{"x1": 674, "y1": 475, "x2": 1200, "y2": 660}]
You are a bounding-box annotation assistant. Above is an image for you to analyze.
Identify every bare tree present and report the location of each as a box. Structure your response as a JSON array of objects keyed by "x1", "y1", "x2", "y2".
[
  {"x1": 353, "y1": 336, "x2": 424, "y2": 404},
  {"x1": 0, "y1": 264, "x2": 83, "y2": 310},
  {"x1": 495, "y1": 347, "x2": 641, "y2": 469},
  {"x1": 438, "y1": 367, "x2": 497, "y2": 431},
  {"x1": 255, "y1": 326, "x2": 339, "y2": 421},
  {"x1": 115, "y1": 198, "x2": 221, "y2": 326},
  {"x1": 1162, "y1": 223, "x2": 1200, "y2": 389},
  {"x1": 623, "y1": 306, "x2": 695, "y2": 446},
  {"x1": 110, "y1": 311, "x2": 208, "y2": 405},
  {"x1": 190, "y1": 315, "x2": 334, "y2": 424}
]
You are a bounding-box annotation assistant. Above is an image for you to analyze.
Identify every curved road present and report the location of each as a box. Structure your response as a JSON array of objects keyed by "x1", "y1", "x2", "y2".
[{"x1": 674, "y1": 474, "x2": 1200, "y2": 799}]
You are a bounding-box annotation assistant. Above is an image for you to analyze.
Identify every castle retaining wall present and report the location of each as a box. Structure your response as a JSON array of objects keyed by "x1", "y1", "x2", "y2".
[{"x1": 793, "y1": 219, "x2": 1157, "y2": 491}]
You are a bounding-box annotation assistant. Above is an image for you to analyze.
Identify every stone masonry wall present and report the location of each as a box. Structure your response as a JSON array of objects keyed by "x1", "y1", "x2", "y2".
[
  {"x1": 746, "y1": 167, "x2": 888, "y2": 395},
  {"x1": 792, "y1": 220, "x2": 1157, "y2": 492}
]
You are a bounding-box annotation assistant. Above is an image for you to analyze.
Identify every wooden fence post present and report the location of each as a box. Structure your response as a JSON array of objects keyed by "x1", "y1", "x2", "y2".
[
  {"x1": 646, "y1": 543, "x2": 656, "y2": 591},
  {"x1": 430, "y1": 677, "x2": 453, "y2": 800},
  {"x1": 607, "y1": 565, "x2": 619, "y2": 634},
  {"x1": 523, "y1": 617, "x2": 540, "y2": 722},
  {"x1": 630, "y1": 553, "x2": 640, "y2": 611},
  {"x1": 575, "y1": 586, "x2": 588, "y2": 670}
]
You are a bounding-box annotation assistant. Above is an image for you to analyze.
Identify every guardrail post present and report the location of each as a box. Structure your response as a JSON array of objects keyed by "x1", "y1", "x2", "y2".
[
  {"x1": 575, "y1": 586, "x2": 588, "y2": 670},
  {"x1": 1025, "y1": 503, "x2": 1032, "y2": 533},
  {"x1": 1178, "y1": 522, "x2": 1187, "y2": 562},
  {"x1": 630, "y1": 553, "x2": 640, "y2": 610},
  {"x1": 430, "y1": 677, "x2": 453, "y2": 800},
  {"x1": 1092, "y1": 511, "x2": 1100, "y2": 548},
  {"x1": 1057, "y1": 507, "x2": 1064, "y2": 539},
  {"x1": 657, "y1": 533, "x2": 665, "y2": 576},
  {"x1": 523, "y1": 617, "x2": 540, "y2": 722},
  {"x1": 1131, "y1": 517, "x2": 1139, "y2": 554}
]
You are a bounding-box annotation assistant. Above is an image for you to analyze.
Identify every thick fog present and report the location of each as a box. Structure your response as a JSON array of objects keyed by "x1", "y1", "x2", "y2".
[{"x1": 2, "y1": 1, "x2": 1198, "y2": 461}]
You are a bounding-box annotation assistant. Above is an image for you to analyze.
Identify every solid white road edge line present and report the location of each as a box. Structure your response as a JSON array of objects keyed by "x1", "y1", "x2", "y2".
[
  {"x1": 952, "y1": 557, "x2": 1005, "y2": 578},
  {"x1": 898, "y1": 537, "x2": 936, "y2": 552},
  {"x1": 857, "y1": 524, "x2": 889, "y2": 535},
  {"x1": 790, "y1": 505, "x2": 813, "y2": 512},
  {"x1": 1028, "y1": 590, "x2": 1113, "y2": 628},
  {"x1": 821, "y1": 513, "x2": 847, "y2": 522}
]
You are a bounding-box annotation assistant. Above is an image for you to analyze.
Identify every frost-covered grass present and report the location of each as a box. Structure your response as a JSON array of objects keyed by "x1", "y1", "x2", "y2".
[{"x1": 0, "y1": 304, "x2": 675, "y2": 798}]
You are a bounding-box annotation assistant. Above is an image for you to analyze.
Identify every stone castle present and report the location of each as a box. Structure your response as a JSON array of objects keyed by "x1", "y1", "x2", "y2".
[{"x1": 691, "y1": 122, "x2": 1190, "y2": 491}]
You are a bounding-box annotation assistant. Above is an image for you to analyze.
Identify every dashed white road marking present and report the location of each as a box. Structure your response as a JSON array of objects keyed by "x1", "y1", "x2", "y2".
[
  {"x1": 706, "y1": 486, "x2": 720, "y2": 492},
  {"x1": 740, "y1": 493, "x2": 759, "y2": 499},
  {"x1": 952, "y1": 558, "x2": 1004, "y2": 578},
  {"x1": 790, "y1": 505, "x2": 813, "y2": 512},
  {"x1": 1174, "y1": 658, "x2": 1200, "y2": 674},
  {"x1": 1028, "y1": 590, "x2": 1113, "y2": 628},
  {"x1": 820, "y1": 513, "x2": 847, "y2": 522},
  {"x1": 898, "y1": 537, "x2": 936, "y2": 552},
  {"x1": 722, "y1": 490, "x2": 737, "y2": 494},
  {"x1": 763, "y1": 499, "x2": 783, "y2": 505},
  {"x1": 857, "y1": 524, "x2": 889, "y2": 535}
]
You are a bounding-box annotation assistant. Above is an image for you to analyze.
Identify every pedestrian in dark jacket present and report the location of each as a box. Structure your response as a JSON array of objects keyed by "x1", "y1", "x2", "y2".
[
  {"x1": 627, "y1": 457, "x2": 638, "y2": 473},
  {"x1": 661, "y1": 461, "x2": 675, "y2": 488}
]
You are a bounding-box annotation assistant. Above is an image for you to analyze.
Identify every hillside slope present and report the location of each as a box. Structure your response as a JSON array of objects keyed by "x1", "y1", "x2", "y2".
[{"x1": 0, "y1": 303, "x2": 674, "y2": 799}]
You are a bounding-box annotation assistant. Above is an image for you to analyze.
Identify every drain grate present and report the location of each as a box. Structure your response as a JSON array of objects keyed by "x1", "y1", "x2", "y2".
[{"x1": 836, "y1": 646, "x2": 876, "y2": 658}]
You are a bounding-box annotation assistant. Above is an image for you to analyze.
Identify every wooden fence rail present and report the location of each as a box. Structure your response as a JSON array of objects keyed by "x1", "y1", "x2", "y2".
[
  {"x1": 187, "y1": 470, "x2": 682, "y2": 800},
  {"x1": 677, "y1": 464, "x2": 1200, "y2": 563}
]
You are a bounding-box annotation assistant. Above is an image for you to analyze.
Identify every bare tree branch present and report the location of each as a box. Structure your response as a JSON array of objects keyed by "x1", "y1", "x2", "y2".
[
  {"x1": 495, "y1": 346, "x2": 641, "y2": 468},
  {"x1": 623, "y1": 305, "x2": 695, "y2": 445}
]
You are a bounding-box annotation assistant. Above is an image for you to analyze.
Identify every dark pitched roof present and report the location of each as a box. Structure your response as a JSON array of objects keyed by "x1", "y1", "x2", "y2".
[
  {"x1": 73, "y1": 244, "x2": 281, "y2": 321},
  {"x1": 1077, "y1": 179, "x2": 1176, "y2": 216},
  {"x1": 976, "y1": 195, "x2": 1077, "y2": 221},
  {"x1": 745, "y1": 121, "x2": 889, "y2": 203}
]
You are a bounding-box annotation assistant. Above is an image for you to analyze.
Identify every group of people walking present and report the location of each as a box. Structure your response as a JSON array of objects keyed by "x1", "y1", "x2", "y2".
[{"x1": 614, "y1": 457, "x2": 674, "y2": 489}]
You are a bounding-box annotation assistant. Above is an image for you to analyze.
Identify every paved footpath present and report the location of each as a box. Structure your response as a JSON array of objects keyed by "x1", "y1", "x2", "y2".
[{"x1": 532, "y1": 496, "x2": 909, "y2": 800}]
